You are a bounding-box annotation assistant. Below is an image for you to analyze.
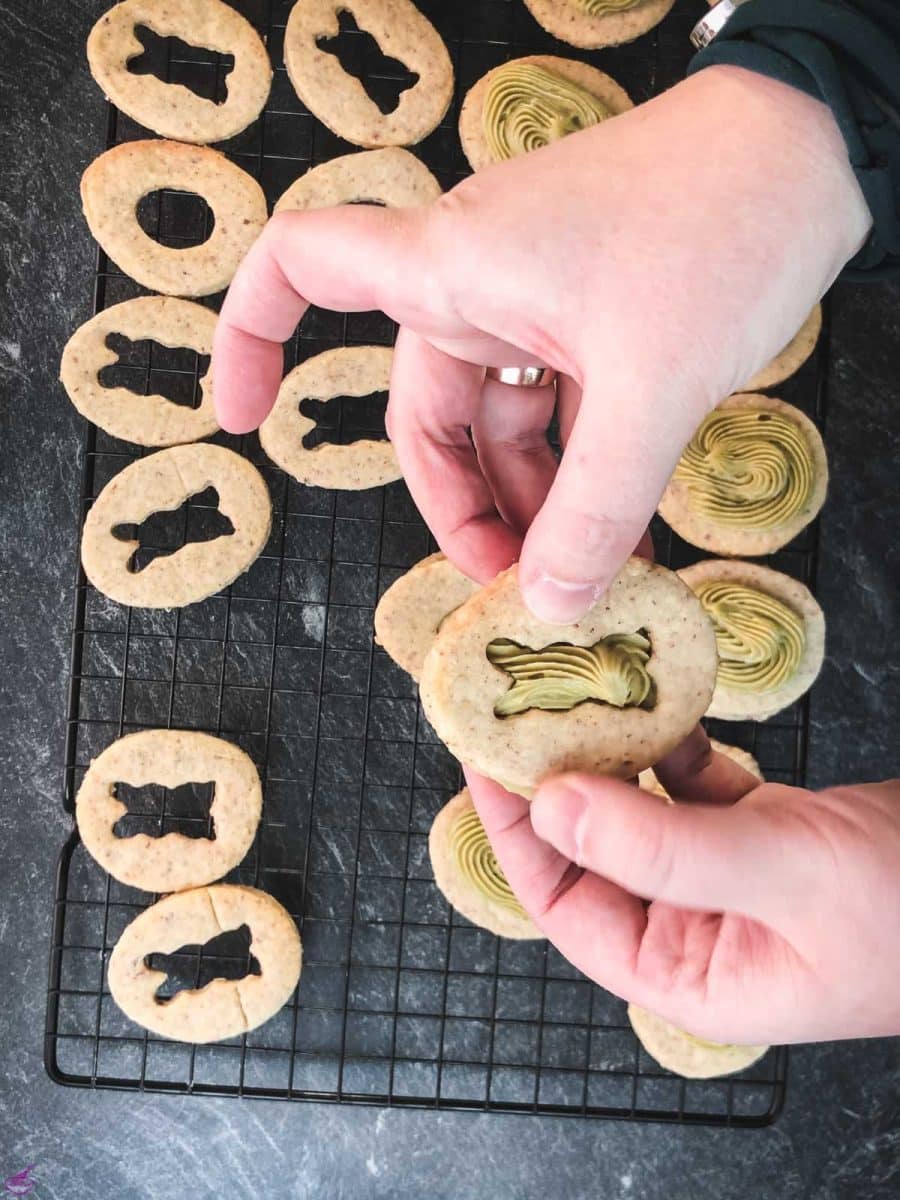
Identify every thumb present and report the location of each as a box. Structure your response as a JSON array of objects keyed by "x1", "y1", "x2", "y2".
[
  {"x1": 530, "y1": 773, "x2": 813, "y2": 921},
  {"x1": 518, "y1": 369, "x2": 703, "y2": 622},
  {"x1": 213, "y1": 205, "x2": 434, "y2": 434}
]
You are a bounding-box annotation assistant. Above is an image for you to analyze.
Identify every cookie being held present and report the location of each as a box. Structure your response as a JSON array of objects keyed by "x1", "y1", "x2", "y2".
[
  {"x1": 374, "y1": 552, "x2": 479, "y2": 681},
  {"x1": 420, "y1": 559, "x2": 717, "y2": 798},
  {"x1": 429, "y1": 789, "x2": 541, "y2": 940},
  {"x1": 678, "y1": 559, "x2": 825, "y2": 722},
  {"x1": 628, "y1": 1005, "x2": 769, "y2": 1079},
  {"x1": 459, "y1": 55, "x2": 631, "y2": 171}
]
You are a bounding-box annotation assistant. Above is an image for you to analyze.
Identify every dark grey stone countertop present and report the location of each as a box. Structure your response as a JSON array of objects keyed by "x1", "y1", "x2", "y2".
[{"x1": 1, "y1": 3, "x2": 898, "y2": 1198}]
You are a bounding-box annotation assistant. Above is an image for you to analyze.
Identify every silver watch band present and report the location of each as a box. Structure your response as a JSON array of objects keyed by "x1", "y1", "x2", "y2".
[{"x1": 690, "y1": 0, "x2": 745, "y2": 50}]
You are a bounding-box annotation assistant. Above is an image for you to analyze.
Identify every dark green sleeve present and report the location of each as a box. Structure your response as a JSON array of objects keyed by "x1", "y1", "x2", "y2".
[{"x1": 688, "y1": 0, "x2": 900, "y2": 279}]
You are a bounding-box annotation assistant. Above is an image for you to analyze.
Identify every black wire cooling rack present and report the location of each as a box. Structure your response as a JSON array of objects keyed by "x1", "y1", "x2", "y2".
[{"x1": 43, "y1": 0, "x2": 829, "y2": 1125}]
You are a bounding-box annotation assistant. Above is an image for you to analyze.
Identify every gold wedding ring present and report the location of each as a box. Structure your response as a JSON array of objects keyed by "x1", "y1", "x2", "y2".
[{"x1": 485, "y1": 365, "x2": 558, "y2": 388}]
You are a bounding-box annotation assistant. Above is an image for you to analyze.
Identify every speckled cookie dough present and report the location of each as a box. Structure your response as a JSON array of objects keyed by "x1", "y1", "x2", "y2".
[
  {"x1": 459, "y1": 55, "x2": 632, "y2": 171},
  {"x1": 259, "y1": 345, "x2": 400, "y2": 490},
  {"x1": 60, "y1": 297, "x2": 219, "y2": 447},
  {"x1": 639, "y1": 738, "x2": 763, "y2": 799},
  {"x1": 628, "y1": 1004, "x2": 769, "y2": 1079},
  {"x1": 283, "y1": 0, "x2": 453, "y2": 148},
  {"x1": 374, "y1": 553, "x2": 479, "y2": 681},
  {"x1": 275, "y1": 147, "x2": 441, "y2": 213},
  {"x1": 87, "y1": 0, "x2": 272, "y2": 144},
  {"x1": 429, "y1": 789, "x2": 542, "y2": 940},
  {"x1": 108, "y1": 885, "x2": 301, "y2": 1042},
  {"x1": 742, "y1": 304, "x2": 822, "y2": 392},
  {"x1": 420, "y1": 558, "x2": 717, "y2": 798},
  {"x1": 678, "y1": 559, "x2": 826, "y2": 722},
  {"x1": 80, "y1": 139, "x2": 267, "y2": 297},
  {"x1": 523, "y1": 0, "x2": 675, "y2": 49},
  {"x1": 76, "y1": 729, "x2": 262, "y2": 893},
  {"x1": 81, "y1": 443, "x2": 272, "y2": 608},
  {"x1": 659, "y1": 395, "x2": 828, "y2": 558}
]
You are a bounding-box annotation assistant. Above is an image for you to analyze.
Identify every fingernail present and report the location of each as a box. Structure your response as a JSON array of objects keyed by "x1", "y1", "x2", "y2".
[
  {"x1": 522, "y1": 574, "x2": 602, "y2": 624},
  {"x1": 531, "y1": 783, "x2": 588, "y2": 864}
]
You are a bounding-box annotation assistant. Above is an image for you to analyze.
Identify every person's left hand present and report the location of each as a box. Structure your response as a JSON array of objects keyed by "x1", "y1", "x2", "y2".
[{"x1": 467, "y1": 731, "x2": 900, "y2": 1045}]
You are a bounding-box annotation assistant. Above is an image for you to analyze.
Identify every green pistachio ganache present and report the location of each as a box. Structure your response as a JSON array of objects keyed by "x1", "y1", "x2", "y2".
[
  {"x1": 483, "y1": 63, "x2": 613, "y2": 162},
  {"x1": 578, "y1": 0, "x2": 643, "y2": 15},
  {"x1": 486, "y1": 632, "x2": 655, "y2": 717},
  {"x1": 450, "y1": 807, "x2": 527, "y2": 914},
  {"x1": 695, "y1": 581, "x2": 805, "y2": 693},
  {"x1": 674, "y1": 408, "x2": 814, "y2": 529}
]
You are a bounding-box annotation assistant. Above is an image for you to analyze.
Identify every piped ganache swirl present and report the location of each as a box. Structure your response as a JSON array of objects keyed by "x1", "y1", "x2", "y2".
[
  {"x1": 487, "y1": 632, "x2": 655, "y2": 716},
  {"x1": 674, "y1": 408, "x2": 815, "y2": 530},
  {"x1": 449, "y1": 807, "x2": 527, "y2": 915},
  {"x1": 694, "y1": 581, "x2": 805, "y2": 693},
  {"x1": 483, "y1": 63, "x2": 612, "y2": 162},
  {"x1": 577, "y1": 0, "x2": 643, "y2": 14}
]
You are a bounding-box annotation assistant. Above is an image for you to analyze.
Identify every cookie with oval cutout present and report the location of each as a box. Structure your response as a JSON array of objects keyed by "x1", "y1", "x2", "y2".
[
  {"x1": 374, "y1": 552, "x2": 479, "y2": 682},
  {"x1": 429, "y1": 788, "x2": 541, "y2": 940},
  {"x1": 60, "y1": 297, "x2": 218, "y2": 447},
  {"x1": 420, "y1": 558, "x2": 717, "y2": 798},
  {"x1": 628, "y1": 1004, "x2": 769, "y2": 1079},
  {"x1": 658, "y1": 395, "x2": 828, "y2": 557},
  {"x1": 87, "y1": 0, "x2": 272, "y2": 144},
  {"x1": 741, "y1": 304, "x2": 822, "y2": 392},
  {"x1": 76, "y1": 730, "x2": 262, "y2": 893},
  {"x1": 108, "y1": 884, "x2": 301, "y2": 1043},
  {"x1": 80, "y1": 140, "x2": 267, "y2": 297},
  {"x1": 260, "y1": 345, "x2": 400, "y2": 490},
  {"x1": 81, "y1": 443, "x2": 271, "y2": 608},
  {"x1": 275, "y1": 147, "x2": 441, "y2": 213},
  {"x1": 523, "y1": 0, "x2": 675, "y2": 50},
  {"x1": 284, "y1": 0, "x2": 453, "y2": 148},
  {"x1": 678, "y1": 559, "x2": 825, "y2": 722},
  {"x1": 639, "y1": 739, "x2": 763, "y2": 800},
  {"x1": 459, "y1": 55, "x2": 632, "y2": 171}
]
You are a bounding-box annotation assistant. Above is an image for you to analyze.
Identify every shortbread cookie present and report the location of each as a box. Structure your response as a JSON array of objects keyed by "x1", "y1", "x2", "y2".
[
  {"x1": 678, "y1": 559, "x2": 825, "y2": 722},
  {"x1": 429, "y1": 789, "x2": 541, "y2": 940},
  {"x1": 108, "y1": 884, "x2": 301, "y2": 1042},
  {"x1": 459, "y1": 56, "x2": 632, "y2": 171},
  {"x1": 523, "y1": 0, "x2": 675, "y2": 49},
  {"x1": 629, "y1": 1005, "x2": 769, "y2": 1079},
  {"x1": 60, "y1": 297, "x2": 218, "y2": 447},
  {"x1": 87, "y1": 0, "x2": 272, "y2": 144},
  {"x1": 80, "y1": 140, "x2": 267, "y2": 296},
  {"x1": 82, "y1": 443, "x2": 271, "y2": 608},
  {"x1": 420, "y1": 558, "x2": 717, "y2": 798},
  {"x1": 639, "y1": 738, "x2": 763, "y2": 799},
  {"x1": 76, "y1": 729, "x2": 262, "y2": 893},
  {"x1": 742, "y1": 305, "x2": 822, "y2": 392},
  {"x1": 659, "y1": 395, "x2": 828, "y2": 557},
  {"x1": 374, "y1": 552, "x2": 479, "y2": 681},
  {"x1": 259, "y1": 346, "x2": 399, "y2": 489},
  {"x1": 284, "y1": 0, "x2": 453, "y2": 148},
  {"x1": 275, "y1": 147, "x2": 441, "y2": 213}
]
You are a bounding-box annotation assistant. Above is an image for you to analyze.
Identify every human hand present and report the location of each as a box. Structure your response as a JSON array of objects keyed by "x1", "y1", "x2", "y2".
[
  {"x1": 213, "y1": 64, "x2": 869, "y2": 621},
  {"x1": 467, "y1": 733, "x2": 900, "y2": 1045}
]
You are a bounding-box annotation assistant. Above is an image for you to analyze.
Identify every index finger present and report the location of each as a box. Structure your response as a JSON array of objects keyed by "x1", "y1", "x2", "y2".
[{"x1": 212, "y1": 206, "x2": 430, "y2": 434}]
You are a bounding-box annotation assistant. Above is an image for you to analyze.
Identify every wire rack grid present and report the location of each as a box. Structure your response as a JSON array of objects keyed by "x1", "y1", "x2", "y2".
[{"x1": 43, "y1": 0, "x2": 828, "y2": 1125}]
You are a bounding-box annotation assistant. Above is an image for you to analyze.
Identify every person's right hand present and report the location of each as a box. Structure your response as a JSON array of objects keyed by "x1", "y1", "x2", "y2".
[
  {"x1": 213, "y1": 64, "x2": 870, "y2": 621},
  {"x1": 467, "y1": 735, "x2": 900, "y2": 1044}
]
